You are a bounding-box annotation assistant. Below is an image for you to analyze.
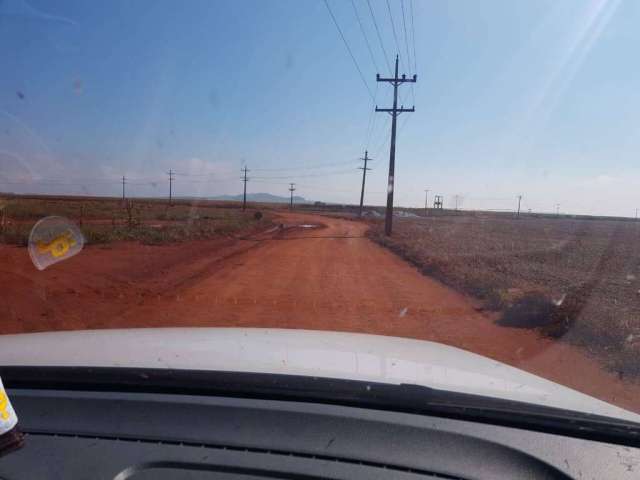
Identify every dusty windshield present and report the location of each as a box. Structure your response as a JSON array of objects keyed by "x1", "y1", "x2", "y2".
[{"x1": 1, "y1": 0, "x2": 640, "y2": 419}]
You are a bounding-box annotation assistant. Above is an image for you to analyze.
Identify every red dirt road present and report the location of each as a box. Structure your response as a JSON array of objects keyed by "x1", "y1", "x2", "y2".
[{"x1": 2, "y1": 212, "x2": 640, "y2": 412}]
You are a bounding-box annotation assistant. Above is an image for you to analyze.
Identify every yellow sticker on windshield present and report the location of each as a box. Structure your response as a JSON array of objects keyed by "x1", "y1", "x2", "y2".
[
  {"x1": 28, "y1": 216, "x2": 84, "y2": 270},
  {"x1": 36, "y1": 230, "x2": 77, "y2": 258},
  {"x1": 0, "y1": 391, "x2": 9, "y2": 420},
  {"x1": 0, "y1": 377, "x2": 17, "y2": 434}
]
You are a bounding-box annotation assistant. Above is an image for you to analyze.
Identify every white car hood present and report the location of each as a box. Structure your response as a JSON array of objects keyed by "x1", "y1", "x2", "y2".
[{"x1": 0, "y1": 327, "x2": 637, "y2": 422}]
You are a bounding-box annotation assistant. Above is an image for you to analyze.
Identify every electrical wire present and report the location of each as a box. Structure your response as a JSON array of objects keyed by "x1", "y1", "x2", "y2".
[
  {"x1": 409, "y1": 0, "x2": 417, "y2": 74},
  {"x1": 363, "y1": 83, "x2": 378, "y2": 149},
  {"x1": 400, "y1": 0, "x2": 416, "y2": 104},
  {"x1": 350, "y1": 0, "x2": 382, "y2": 151},
  {"x1": 252, "y1": 159, "x2": 360, "y2": 172},
  {"x1": 323, "y1": 0, "x2": 375, "y2": 102},
  {"x1": 400, "y1": 0, "x2": 412, "y2": 73},
  {"x1": 372, "y1": 119, "x2": 391, "y2": 158},
  {"x1": 252, "y1": 169, "x2": 360, "y2": 180},
  {"x1": 351, "y1": 0, "x2": 379, "y2": 73},
  {"x1": 385, "y1": 0, "x2": 405, "y2": 70},
  {"x1": 370, "y1": 111, "x2": 390, "y2": 151},
  {"x1": 371, "y1": 107, "x2": 411, "y2": 160},
  {"x1": 366, "y1": 0, "x2": 392, "y2": 75}
]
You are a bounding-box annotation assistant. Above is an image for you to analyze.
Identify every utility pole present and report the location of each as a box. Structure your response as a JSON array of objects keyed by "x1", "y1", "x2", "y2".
[
  {"x1": 454, "y1": 195, "x2": 459, "y2": 211},
  {"x1": 516, "y1": 195, "x2": 522, "y2": 217},
  {"x1": 358, "y1": 150, "x2": 372, "y2": 217},
  {"x1": 635, "y1": 208, "x2": 638, "y2": 220},
  {"x1": 288, "y1": 183, "x2": 296, "y2": 210},
  {"x1": 122, "y1": 176, "x2": 126, "y2": 201},
  {"x1": 241, "y1": 166, "x2": 249, "y2": 211},
  {"x1": 424, "y1": 189, "x2": 429, "y2": 215},
  {"x1": 375, "y1": 55, "x2": 417, "y2": 236},
  {"x1": 556, "y1": 204, "x2": 560, "y2": 216},
  {"x1": 167, "y1": 169, "x2": 175, "y2": 205}
]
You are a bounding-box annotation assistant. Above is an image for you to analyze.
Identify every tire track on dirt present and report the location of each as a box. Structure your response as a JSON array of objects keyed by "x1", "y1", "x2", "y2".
[
  {"x1": 114, "y1": 212, "x2": 640, "y2": 412},
  {"x1": 4, "y1": 211, "x2": 640, "y2": 412}
]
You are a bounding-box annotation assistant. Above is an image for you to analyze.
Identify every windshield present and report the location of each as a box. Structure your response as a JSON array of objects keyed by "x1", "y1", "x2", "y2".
[{"x1": 1, "y1": 0, "x2": 640, "y2": 423}]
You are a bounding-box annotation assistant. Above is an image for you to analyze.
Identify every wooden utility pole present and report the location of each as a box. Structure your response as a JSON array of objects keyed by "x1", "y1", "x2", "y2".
[
  {"x1": 375, "y1": 55, "x2": 416, "y2": 236},
  {"x1": 122, "y1": 176, "x2": 126, "y2": 201},
  {"x1": 288, "y1": 183, "x2": 296, "y2": 210},
  {"x1": 241, "y1": 166, "x2": 249, "y2": 211},
  {"x1": 167, "y1": 169, "x2": 175, "y2": 205},
  {"x1": 424, "y1": 189, "x2": 429, "y2": 215},
  {"x1": 358, "y1": 150, "x2": 372, "y2": 217},
  {"x1": 556, "y1": 204, "x2": 560, "y2": 216},
  {"x1": 516, "y1": 195, "x2": 522, "y2": 217}
]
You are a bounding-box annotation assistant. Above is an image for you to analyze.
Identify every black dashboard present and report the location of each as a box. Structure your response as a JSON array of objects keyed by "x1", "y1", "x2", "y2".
[{"x1": 1, "y1": 369, "x2": 639, "y2": 479}]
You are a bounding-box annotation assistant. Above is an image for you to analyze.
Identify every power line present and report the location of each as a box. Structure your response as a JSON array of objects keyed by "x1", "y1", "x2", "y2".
[
  {"x1": 252, "y1": 169, "x2": 359, "y2": 180},
  {"x1": 369, "y1": 89, "x2": 394, "y2": 149},
  {"x1": 249, "y1": 179, "x2": 289, "y2": 186},
  {"x1": 366, "y1": 0, "x2": 392, "y2": 75},
  {"x1": 365, "y1": 107, "x2": 378, "y2": 149},
  {"x1": 351, "y1": 0, "x2": 379, "y2": 72},
  {"x1": 372, "y1": 115, "x2": 391, "y2": 158},
  {"x1": 166, "y1": 177, "x2": 238, "y2": 184},
  {"x1": 400, "y1": 0, "x2": 412, "y2": 72},
  {"x1": 0, "y1": 175, "x2": 130, "y2": 183},
  {"x1": 409, "y1": 0, "x2": 417, "y2": 73},
  {"x1": 324, "y1": 0, "x2": 375, "y2": 101},
  {"x1": 385, "y1": 0, "x2": 405, "y2": 70},
  {"x1": 364, "y1": 83, "x2": 378, "y2": 148},
  {"x1": 397, "y1": 110, "x2": 412, "y2": 135},
  {"x1": 0, "y1": 180, "x2": 121, "y2": 186},
  {"x1": 251, "y1": 179, "x2": 378, "y2": 195},
  {"x1": 347, "y1": 0, "x2": 382, "y2": 161},
  {"x1": 251, "y1": 159, "x2": 360, "y2": 172},
  {"x1": 401, "y1": 0, "x2": 416, "y2": 104}
]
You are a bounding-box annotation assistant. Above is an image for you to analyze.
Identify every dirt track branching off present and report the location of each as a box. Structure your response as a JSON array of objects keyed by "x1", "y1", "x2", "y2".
[{"x1": 368, "y1": 214, "x2": 640, "y2": 379}]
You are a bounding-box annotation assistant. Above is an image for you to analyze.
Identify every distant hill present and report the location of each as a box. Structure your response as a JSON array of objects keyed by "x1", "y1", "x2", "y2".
[{"x1": 209, "y1": 192, "x2": 310, "y2": 204}]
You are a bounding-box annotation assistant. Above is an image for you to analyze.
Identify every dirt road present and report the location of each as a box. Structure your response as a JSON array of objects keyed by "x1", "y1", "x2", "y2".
[{"x1": 2, "y1": 212, "x2": 640, "y2": 411}]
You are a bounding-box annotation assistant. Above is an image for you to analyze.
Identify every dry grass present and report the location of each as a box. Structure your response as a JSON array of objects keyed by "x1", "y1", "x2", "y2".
[
  {"x1": 368, "y1": 213, "x2": 640, "y2": 378},
  {"x1": 0, "y1": 195, "x2": 273, "y2": 246}
]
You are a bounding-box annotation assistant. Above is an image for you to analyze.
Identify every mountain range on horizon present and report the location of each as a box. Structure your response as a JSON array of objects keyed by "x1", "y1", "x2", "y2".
[{"x1": 208, "y1": 192, "x2": 311, "y2": 204}]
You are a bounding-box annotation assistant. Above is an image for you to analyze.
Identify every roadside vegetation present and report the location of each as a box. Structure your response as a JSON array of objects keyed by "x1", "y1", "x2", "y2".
[
  {"x1": 368, "y1": 212, "x2": 640, "y2": 379},
  {"x1": 0, "y1": 195, "x2": 273, "y2": 246}
]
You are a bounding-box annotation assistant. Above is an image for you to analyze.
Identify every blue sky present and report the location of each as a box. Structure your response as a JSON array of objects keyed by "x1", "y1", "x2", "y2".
[{"x1": 1, "y1": 0, "x2": 639, "y2": 215}]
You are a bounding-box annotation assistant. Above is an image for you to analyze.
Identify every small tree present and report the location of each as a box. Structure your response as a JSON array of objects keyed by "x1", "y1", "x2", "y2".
[
  {"x1": 125, "y1": 199, "x2": 137, "y2": 229},
  {"x1": 0, "y1": 205, "x2": 5, "y2": 235}
]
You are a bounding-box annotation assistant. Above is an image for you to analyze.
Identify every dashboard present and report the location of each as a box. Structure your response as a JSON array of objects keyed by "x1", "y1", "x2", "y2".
[{"x1": 1, "y1": 382, "x2": 639, "y2": 479}]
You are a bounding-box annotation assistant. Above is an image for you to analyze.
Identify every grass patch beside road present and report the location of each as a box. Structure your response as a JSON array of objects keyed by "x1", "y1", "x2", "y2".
[
  {"x1": 368, "y1": 213, "x2": 640, "y2": 379},
  {"x1": 0, "y1": 196, "x2": 273, "y2": 246}
]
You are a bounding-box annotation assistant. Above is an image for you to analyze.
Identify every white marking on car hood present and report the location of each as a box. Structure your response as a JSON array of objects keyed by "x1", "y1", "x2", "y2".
[{"x1": 0, "y1": 328, "x2": 637, "y2": 422}]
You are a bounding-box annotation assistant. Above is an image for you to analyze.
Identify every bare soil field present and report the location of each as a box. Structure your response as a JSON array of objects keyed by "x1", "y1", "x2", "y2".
[{"x1": 368, "y1": 213, "x2": 640, "y2": 379}]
